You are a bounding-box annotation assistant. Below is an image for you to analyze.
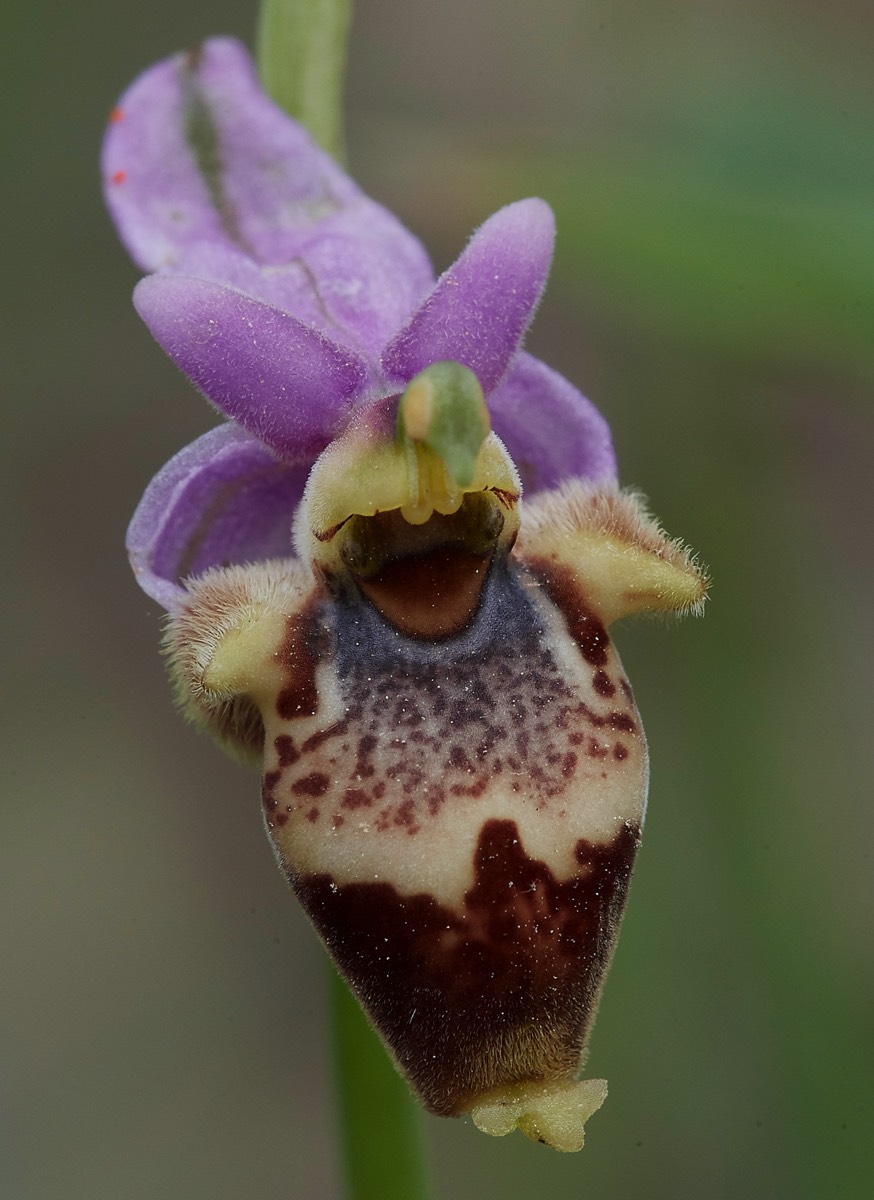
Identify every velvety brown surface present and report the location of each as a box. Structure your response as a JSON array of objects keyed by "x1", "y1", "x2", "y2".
[{"x1": 296, "y1": 817, "x2": 640, "y2": 1114}]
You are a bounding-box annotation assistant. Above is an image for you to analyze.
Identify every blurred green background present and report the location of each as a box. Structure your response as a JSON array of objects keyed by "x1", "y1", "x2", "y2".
[{"x1": 3, "y1": 1, "x2": 872, "y2": 1197}]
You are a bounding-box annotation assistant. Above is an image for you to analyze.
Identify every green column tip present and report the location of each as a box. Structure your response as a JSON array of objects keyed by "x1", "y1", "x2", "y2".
[{"x1": 398, "y1": 362, "x2": 491, "y2": 487}]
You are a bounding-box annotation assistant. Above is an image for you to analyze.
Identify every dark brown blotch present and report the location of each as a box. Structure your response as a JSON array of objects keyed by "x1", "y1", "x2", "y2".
[
  {"x1": 524, "y1": 558, "x2": 610, "y2": 667},
  {"x1": 292, "y1": 772, "x2": 330, "y2": 797},
  {"x1": 342, "y1": 788, "x2": 373, "y2": 811},
  {"x1": 580, "y1": 703, "x2": 638, "y2": 736},
  {"x1": 274, "y1": 735, "x2": 300, "y2": 767},
  {"x1": 592, "y1": 670, "x2": 616, "y2": 698},
  {"x1": 275, "y1": 605, "x2": 325, "y2": 721},
  {"x1": 294, "y1": 818, "x2": 639, "y2": 1117}
]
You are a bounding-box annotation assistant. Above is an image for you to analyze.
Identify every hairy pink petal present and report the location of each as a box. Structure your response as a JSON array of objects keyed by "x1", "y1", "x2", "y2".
[
  {"x1": 381, "y1": 199, "x2": 555, "y2": 392},
  {"x1": 127, "y1": 424, "x2": 309, "y2": 610},
  {"x1": 134, "y1": 275, "x2": 369, "y2": 457},
  {"x1": 103, "y1": 38, "x2": 432, "y2": 353},
  {"x1": 489, "y1": 354, "x2": 617, "y2": 493}
]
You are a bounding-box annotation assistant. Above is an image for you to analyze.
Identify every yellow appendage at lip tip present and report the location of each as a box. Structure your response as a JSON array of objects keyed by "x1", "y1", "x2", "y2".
[
  {"x1": 515, "y1": 480, "x2": 709, "y2": 624},
  {"x1": 201, "y1": 612, "x2": 278, "y2": 698},
  {"x1": 471, "y1": 1078, "x2": 608, "y2": 1152}
]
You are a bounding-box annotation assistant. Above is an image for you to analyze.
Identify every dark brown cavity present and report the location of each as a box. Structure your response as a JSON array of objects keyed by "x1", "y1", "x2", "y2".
[
  {"x1": 357, "y1": 545, "x2": 493, "y2": 639},
  {"x1": 295, "y1": 818, "x2": 640, "y2": 1116},
  {"x1": 336, "y1": 496, "x2": 505, "y2": 639}
]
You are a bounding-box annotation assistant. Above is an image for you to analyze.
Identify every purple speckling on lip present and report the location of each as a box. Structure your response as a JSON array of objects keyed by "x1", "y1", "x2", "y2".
[{"x1": 103, "y1": 36, "x2": 616, "y2": 611}]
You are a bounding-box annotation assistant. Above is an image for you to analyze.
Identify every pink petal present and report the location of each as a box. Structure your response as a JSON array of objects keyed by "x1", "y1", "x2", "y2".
[
  {"x1": 127, "y1": 424, "x2": 310, "y2": 610},
  {"x1": 134, "y1": 275, "x2": 369, "y2": 458},
  {"x1": 103, "y1": 37, "x2": 433, "y2": 353},
  {"x1": 103, "y1": 38, "x2": 358, "y2": 270},
  {"x1": 381, "y1": 199, "x2": 555, "y2": 393},
  {"x1": 488, "y1": 353, "x2": 617, "y2": 492}
]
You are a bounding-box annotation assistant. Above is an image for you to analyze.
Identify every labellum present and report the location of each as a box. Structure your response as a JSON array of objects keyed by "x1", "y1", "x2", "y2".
[{"x1": 166, "y1": 362, "x2": 707, "y2": 1152}]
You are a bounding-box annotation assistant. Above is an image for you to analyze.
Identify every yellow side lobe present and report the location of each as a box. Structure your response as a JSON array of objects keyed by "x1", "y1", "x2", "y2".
[
  {"x1": 514, "y1": 480, "x2": 708, "y2": 626},
  {"x1": 163, "y1": 559, "x2": 316, "y2": 764},
  {"x1": 560, "y1": 530, "x2": 706, "y2": 624},
  {"x1": 201, "y1": 607, "x2": 286, "y2": 700}
]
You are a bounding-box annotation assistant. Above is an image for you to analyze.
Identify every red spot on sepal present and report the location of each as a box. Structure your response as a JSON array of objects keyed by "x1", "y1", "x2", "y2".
[{"x1": 110, "y1": 170, "x2": 127, "y2": 185}]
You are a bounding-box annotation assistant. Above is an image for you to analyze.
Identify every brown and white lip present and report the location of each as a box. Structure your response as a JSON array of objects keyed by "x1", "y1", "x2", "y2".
[
  {"x1": 258, "y1": 541, "x2": 646, "y2": 1119},
  {"x1": 262, "y1": 557, "x2": 647, "y2": 906},
  {"x1": 166, "y1": 467, "x2": 707, "y2": 1150}
]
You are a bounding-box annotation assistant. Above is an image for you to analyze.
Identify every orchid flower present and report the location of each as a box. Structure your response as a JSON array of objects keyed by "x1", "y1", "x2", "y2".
[{"x1": 105, "y1": 37, "x2": 707, "y2": 1152}]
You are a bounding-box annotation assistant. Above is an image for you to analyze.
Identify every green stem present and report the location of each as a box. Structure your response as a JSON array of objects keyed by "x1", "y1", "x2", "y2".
[
  {"x1": 328, "y1": 966, "x2": 433, "y2": 1200},
  {"x1": 256, "y1": 0, "x2": 352, "y2": 161}
]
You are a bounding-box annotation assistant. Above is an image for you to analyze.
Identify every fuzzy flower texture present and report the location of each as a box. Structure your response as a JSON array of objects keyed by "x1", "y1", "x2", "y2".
[{"x1": 105, "y1": 38, "x2": 706, "y2": 1152}]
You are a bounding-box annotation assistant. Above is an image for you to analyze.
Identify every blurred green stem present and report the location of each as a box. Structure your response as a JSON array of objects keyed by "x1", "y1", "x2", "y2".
[
  {"x1": 256, "y1": 0, "x2": 352, "y2": 161},
  {"x1": 329, "y1": 967, "x2": 432, "y2": 1200}
]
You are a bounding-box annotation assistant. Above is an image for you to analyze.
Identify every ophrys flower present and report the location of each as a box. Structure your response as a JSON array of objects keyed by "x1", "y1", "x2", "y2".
[{"x1": 105, "y1": 37, "x2": 707, "y2": 1151}]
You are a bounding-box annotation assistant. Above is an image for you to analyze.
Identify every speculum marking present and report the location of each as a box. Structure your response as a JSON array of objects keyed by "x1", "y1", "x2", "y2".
[{"x1": 266, "y1": 561, "x2": 639, "y2": 834}]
